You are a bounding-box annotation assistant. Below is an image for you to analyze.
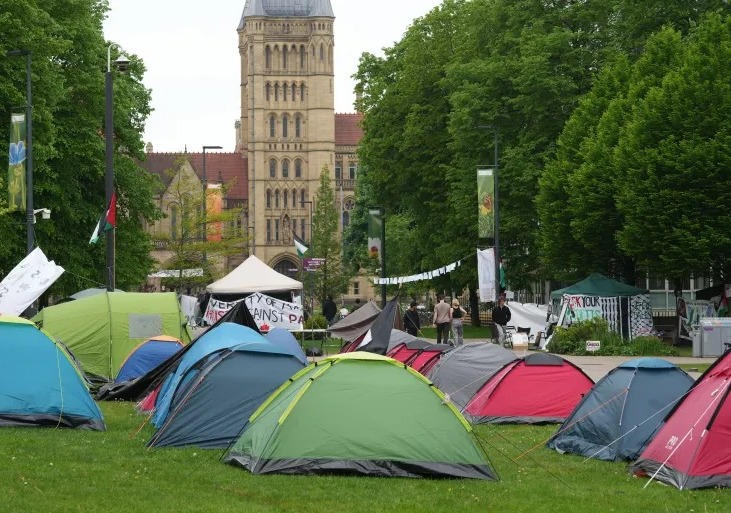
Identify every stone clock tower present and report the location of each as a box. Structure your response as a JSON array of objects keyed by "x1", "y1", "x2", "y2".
[{"x1": 237, "y1": 0, "x2": 336, "y2": 276}]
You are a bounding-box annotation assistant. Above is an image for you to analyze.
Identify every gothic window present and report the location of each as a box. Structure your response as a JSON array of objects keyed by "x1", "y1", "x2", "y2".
[
  {"x1": 266, "y1": 219, "x2": 271, "y2": 241},
  {"x1": 292, "y1": 188, "x2": 297, "y2": 206},
  {"x1": 275, "y1": 190, "x2": 280, "y2": 208},
  {"x1": 301, "y1": 218, "x2": 306, "y2": 240},
  {"x1": 283, "y1": 189, "x2": 289, "y2": 206},
  {"x1": 295, "y1": 159, "x2": 302, "y2": 178},
  {"x1": 269, "y1": 115, "x2": 276, "y2": 138},
  {"x1": 349, "y1": 162, "x2": 357, "y2": 179},
  {"x1": 265, "y1": 46, "x2": 271, "y2": 68},
  {"x1": 320, "y1": 44, "x2": 324, "y2": 61},
  {"x1": 265, "y1": 83, "x2": 271, "y2": 101},
  {"x1": 274, "y1": 83, "x2": 279, "y2": 101},
  {"x1": 291, "y1": 83, "x2": 296, "y2": 100},
  {"x1": 282, "y1": 115, "x2": 289, "y2": 138},
  {"x1": 282, "y1": 159, "x2": 289, "y2": 178},
  {"x1": 295, "y1": 116, "x2": 302, "y2": 138},
  {"x1": 335, "y1": 161, "x2": 342, "y2": 180},
  {"x1": 300, "y1": 189, "x2": 306, "y2": 206},
  {"x1": 300, "y1": 84, "x2": 305, "y2": 101},
  {"x1": 342, "y1": 210, "x2": 350, "y2": 229},
  {"x1": 266, "y1": 189, "x2": 272, "y2": 208},
  {"x1": 275, "y1": 219, "x2": 280, "y2": 241},
  {"x1": 300, "y1": 45, "x2": 306, "y2": 69},
  {"x1": 269, "y1": 158, "x2": 277, "y2": 178},
  {"x1": 282, "y1": 46, "x2": 288, "y2": 69}
]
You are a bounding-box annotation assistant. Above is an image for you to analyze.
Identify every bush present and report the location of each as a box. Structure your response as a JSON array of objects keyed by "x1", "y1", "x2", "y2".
[
  {"x1": 304, "y1": 314, "x2": 329, "y2": 330},
  {"x1": 549, "y1": 318, "x2": 678, "y2": 356}
]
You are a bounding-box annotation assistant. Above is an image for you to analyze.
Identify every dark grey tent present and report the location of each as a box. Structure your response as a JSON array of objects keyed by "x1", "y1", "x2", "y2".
[
  {"x1": 426, "y1": 343, "x2": 517, "y2": 410},
  {"x1": 147, "y1": 340, "x2": 305, "y2": 449},
  {"x1": 546, "y1": 358, "x2": 694, "y2": 461},
  {"x1": 328, "y1": 300, "x2": 381, "y2": 343}
]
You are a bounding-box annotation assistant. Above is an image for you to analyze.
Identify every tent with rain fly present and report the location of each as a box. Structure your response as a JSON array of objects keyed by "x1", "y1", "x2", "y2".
[
  {"x1": 330, "y1": 300, "x2": 381, "y2": 349},
  {"x1": 148, "y1": 339, "x2": 306, "y2": 448},
  {"x1": 464, "y1": 353, "x2": 594, "y2": 424},
  {"x1": 409, "y1": 344, "x2": 453, "y2": 375},
  {"x1": 265, "y1": 327, "x2": 307, "y2": 364},
  {"x1": 33, "y1": 292, "x2": 191, "y2": 381},
  {"x1": 151, "y1": 323, "x2": 265, "y2": 427},
  {"x1": 223, "y1": 352, "x2": 496, "y2": 479},
  {"x1": 387, "y1": 339, "x2": 432, "y2": 364},
  {"x1": 427, "y1": 343, "x2": 517, "y2": 410},
  {"x1": 0, "y1": 317, "x2": 104, "y2": 430},
  {"x1": 115, "y1": 336, "x2": 184, "y2": 383},
  {"x1": 630, "y1": 350, "x2": 731, "y2": 489},
  {"x1": 548, "y1": 273, "x2": 654, "y2": 342},
  {"x1": 95, "y1": 300, "x2": 260, "y2": 402},
  {"x1": 547, "y1": 358, "x2": 693, "y2": 461}
]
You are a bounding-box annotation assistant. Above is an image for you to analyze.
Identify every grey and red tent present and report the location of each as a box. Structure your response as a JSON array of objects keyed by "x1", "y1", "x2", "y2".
[
  {"x1": 409, "y1": 344, "x2": 453, "y2": 375},
  {"x1": 463, "y1": 353, "x2": 594, "y2": 424},
  {"x1": 631, "y1": 350, "x2": 731, "y2": 489}
]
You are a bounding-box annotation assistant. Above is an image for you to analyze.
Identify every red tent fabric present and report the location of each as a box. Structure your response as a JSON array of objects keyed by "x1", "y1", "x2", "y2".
[
  {"x1": 137, "y1": 385, "x2": 160, "y2": 413},
  {"x1": 386, "y1": 340, "x2": 431, "y2": 364},
  {"x1": 410, "y1": 345, "x2": 453, "y2": 375},
  {"x1": 464, "y1": 353, "x2": 594, "y2": 424},
  {"x1": 631, "y1": 350, "x2": 731, "y2": 489}
]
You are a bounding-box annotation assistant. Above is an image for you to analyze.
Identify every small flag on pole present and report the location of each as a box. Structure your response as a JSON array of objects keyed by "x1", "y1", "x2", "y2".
[
  {"x1": 293, "y1": 233, "x2": 308, "y2": 257},
  {"x1": 89, "y1": 192, "x2": 116, "y2": 244}
]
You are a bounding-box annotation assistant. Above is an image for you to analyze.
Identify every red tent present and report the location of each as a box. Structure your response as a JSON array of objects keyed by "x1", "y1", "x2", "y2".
[
  {"x1": 386, "y1": 340, "x2": 431, "y2": 364},
  {"x1": 409, "y1": 345, "x2": 453, "y2": 375},
  {"x1": 631, "y1": 350, "x2": 731, "y2": 489},
  {"x1": 463, "y1": 353, "x2": 594, "y2": 424}
]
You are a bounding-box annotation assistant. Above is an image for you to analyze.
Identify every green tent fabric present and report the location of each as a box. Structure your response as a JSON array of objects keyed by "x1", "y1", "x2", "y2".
[
  {"x1": 550, "y1": 273, "x2": 649, "y2": 299},
  {"x1": 34, "y1": 292, "x2": 191, "y2": 380},
  {"x1": 224, "y1": 352, "x2": 495, "y2": 480}
]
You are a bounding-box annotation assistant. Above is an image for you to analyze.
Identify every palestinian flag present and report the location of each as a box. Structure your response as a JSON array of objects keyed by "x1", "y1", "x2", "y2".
[
  {"x1": 293, "y1": 233, "x2": 308, "y2": 257},
  {"x1": 89, "y1": 192, "x2": 116, "y2": 244}
]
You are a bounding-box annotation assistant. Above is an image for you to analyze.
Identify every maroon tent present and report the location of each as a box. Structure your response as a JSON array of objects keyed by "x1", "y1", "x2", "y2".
[
  {"x1": 409, "y1": 344, "x2": 453, "y2": 375},
  {"x1": 463, "y1": 353, "x2": 594, "y2": 424},
  {"x1": 387, "y1": 340, "x2": 431, "y2": 364},
  {"x1": 631, "y1": 350, "x2": 731, "y2": 489}
]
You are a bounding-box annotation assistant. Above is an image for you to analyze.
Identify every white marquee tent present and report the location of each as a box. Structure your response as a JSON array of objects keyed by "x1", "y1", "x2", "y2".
[{"x1": 206, "y1": 255, "x2": 303, "y2": 295}]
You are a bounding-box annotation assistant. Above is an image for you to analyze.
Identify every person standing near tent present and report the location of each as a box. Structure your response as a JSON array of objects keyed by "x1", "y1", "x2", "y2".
[
  {"x1": 491, "y1": 294, "x2": 511, "y2": 344},
  {"x1": 433, "y1": 294, "x2": 452, "y2": 345},
  {"x1": 404, "y1": 301, "x2": 420, "y2": 336},
  {"x1": 451, "y1": 299, "x2": 467, "y2": 346},
  {"x1": 322, "y1": 296, "x2": 337, "y2": 326}
]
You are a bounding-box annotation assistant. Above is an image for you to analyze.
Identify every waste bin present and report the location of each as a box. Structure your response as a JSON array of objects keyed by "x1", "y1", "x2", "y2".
[{"x1": 697, "y1": 318, "x2": 731, "y2": 357}]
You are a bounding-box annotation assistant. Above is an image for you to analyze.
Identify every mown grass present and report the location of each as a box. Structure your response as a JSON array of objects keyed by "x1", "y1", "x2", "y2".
[{"x1": 1, "y1": 402, "x2": 729, "y2": 512}]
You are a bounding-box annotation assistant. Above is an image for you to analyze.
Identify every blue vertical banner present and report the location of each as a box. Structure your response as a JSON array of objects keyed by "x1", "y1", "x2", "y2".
[{"x1": 8, "y1": 113, "x2": 27, "y2": 211}]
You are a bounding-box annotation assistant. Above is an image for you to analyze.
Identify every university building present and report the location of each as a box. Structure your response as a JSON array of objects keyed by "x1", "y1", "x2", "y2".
[{"x1": 141, "y1": 0, "x2": 370, "y2": 302}]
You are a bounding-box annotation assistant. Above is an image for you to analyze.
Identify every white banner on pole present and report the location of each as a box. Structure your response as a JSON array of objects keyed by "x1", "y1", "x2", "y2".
[
  {"x1": 0, "y1": 247, "x2": 65, "y2": 315},
  {"x1": 477, "y1": 248, "x2": 496, "y2": 302},
  {"x1": 203, "y1": 292, "x2": 304, "y2": 330}
]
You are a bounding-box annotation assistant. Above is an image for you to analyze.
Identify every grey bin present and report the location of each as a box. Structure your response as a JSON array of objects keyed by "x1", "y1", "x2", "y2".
[{"x1": 695, "y1": 318, "x2": 731, "y2": 357}]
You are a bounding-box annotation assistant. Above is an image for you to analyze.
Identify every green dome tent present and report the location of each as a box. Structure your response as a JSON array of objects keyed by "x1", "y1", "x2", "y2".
[
  {"x1": 34, "y1": 292, "x2": 191, "y2": 381},
  {"x1": 224, "y1": 352, "x2": 496, "y2": 480}
]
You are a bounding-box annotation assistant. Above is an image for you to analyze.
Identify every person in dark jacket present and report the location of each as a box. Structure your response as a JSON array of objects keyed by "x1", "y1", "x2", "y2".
[
  {"x1": 403, "y1": 301, "x2": 421, "y2": 336},
  {"x1": 322, "y1": 295, "x2": 337, "y2": 325},
  {"x1": 491, "y1": 295, "x2": 511, "y2": 327}
]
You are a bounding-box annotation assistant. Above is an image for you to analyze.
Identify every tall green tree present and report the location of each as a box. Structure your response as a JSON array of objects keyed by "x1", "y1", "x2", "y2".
[
  {"x1": 0, "y1": 0, "x2": 160, "y2": 295},
  {"x1": 311, "y1": 166, "x2": 351, "y2": 302}
]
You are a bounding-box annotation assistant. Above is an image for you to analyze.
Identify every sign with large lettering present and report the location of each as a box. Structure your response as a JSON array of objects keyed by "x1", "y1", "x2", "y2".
[
  {"x1": 565, "y1": 295, "x2": 603, "y2": 323},
  {"x1": 203, "y1": 292, "x2": 304, "y2": 330}
]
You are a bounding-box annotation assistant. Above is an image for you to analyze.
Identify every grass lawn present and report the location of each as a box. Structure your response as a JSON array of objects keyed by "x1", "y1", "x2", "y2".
[
  {"x1": 1, "y1": 402, "x2": 729, "y2": 512},
  {"x1": 420, "y1": 325, "x2": 487, "y2": 340},
  {"x1": 677, "y1": 362, "x2": 712, "y2": 373}
]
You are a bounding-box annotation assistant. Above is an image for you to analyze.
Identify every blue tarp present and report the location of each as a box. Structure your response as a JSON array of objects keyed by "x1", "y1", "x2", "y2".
[{"x1": 0, "y1": 318, "x2": 105, "y2": 430}]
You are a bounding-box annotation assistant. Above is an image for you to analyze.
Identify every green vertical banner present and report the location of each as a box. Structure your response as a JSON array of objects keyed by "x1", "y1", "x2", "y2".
[
  {"x1": 8, "y1": 113, "x2": 27, "y2": 212},
  {"x1": 367, "y1": 208, "x2": 383, "y2": 264},
  {"x1": 477, "y1": 168, "x2": 494, "y2": 239}
]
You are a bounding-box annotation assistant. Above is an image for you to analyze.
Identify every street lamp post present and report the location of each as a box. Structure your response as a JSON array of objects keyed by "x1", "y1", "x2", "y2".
[
  {"x1": 104, "y1": 44, "x2": 130, "y2": 291},
  {"x1": 7, "y1": 49, "x2": 34, "y2": 255},
  {"x1": 202, "y1": 145, "x2": 223, "y2": 261},
  {"x1": 301, "y1": 199, "x2": 314, "y2": 313}
]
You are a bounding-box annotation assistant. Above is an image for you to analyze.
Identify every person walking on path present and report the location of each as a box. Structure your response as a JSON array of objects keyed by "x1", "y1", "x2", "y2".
[
  {"x1": 403, "y1": 301, "x2": 421, "y2": 336},
  {"x1": 322, "y1": 296, "x2": 337, "y2": 326},
  {"x1": 451, "y1": 299, "x2": 467, "y2": 346},
  {"x1": 433, "y1": 294, "x2": 452, "y2": 345}
]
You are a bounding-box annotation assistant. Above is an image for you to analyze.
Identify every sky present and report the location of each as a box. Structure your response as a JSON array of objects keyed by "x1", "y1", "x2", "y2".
[{"x1": 103, "y1": 0, "x2": 443, "y2": 153}]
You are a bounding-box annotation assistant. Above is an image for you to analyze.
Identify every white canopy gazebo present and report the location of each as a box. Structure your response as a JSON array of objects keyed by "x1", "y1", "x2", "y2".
[{"x1": 206, "y1": 255, "x2": 303, "y2": 295}]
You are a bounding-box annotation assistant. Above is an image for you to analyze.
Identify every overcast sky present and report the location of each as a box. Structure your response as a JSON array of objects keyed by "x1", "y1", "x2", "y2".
[{"x1": 103, "y1": 0, "x2": 442, "y2": 153}]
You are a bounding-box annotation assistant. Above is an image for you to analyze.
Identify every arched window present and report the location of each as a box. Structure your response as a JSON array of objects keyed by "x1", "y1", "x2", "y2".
[
  {"x1": 269, "y1": 115, "x2": 276, "y2": 138},
  {"x1": 295, "y1": 159, "x2": 302, "y2": 178},
  {"x1": 269, "y1": 159, "x2": 277, "y2": 178},
  {"x1": 291, "y1": 82, "x2": 296, "y2": 100},
  {"x1": 300, "y1": 189, "x2": 306, "y2": 206},
  {"x1": 283, "y1": 189, "x2": 289, "y2": 206},
  {"x1": 282, "y1": 46, "x2": 288, "y2": 69},
  {"x1": 292, "y1": 188, "x2": 297, "y2": 207},
  {"x1": 342, "y1": 210, "x2": 350, "y2": 229},
  {"x1": 275, "y1": 190, "x2": 280, "y2": 208},
  {"x1": 170, "y1": 204, "x2": 178, "y2": 240},
  {"x1": 300, "y1": 45, "x2": 306, "y2": 69},
  {"x1": 283, "y1": 84, "x2": 288, "y2": 101},
  {"x1": 266, "y1": 190, "x2": 272, "y2": 208},
  {"x1": 274, "y1": 83, "x2": 279, "y2": 101},
  {"x1": 328, "y1": 45, "x2": 333, "y2": 66},
  {"x1": 300, "y1": 84, "x2": 305, "y2": 101},
  {"x1": 265, "y1": 83, "x2": 271, "y2": 101},
  {"x1": 320, "y1": 44, "x2": 324, "y2": 61},
  {"x1": 295, "y1": 116, "x2": 301, "y2": 138},
  {"x1": 282, "y1": 115, "x2": 289, "y2": 138},
  {"x1": 282, "y1": 159, "x2": 289, "y2": 178},
  {"x1": 265, "y1": 46, "x2": 271, "y2": 68}
]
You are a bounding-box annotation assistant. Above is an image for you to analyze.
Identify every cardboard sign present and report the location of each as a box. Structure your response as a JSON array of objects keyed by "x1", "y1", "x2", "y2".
[{"x1": 586, "y1": 340, "x2": 601, "y2": 352}]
